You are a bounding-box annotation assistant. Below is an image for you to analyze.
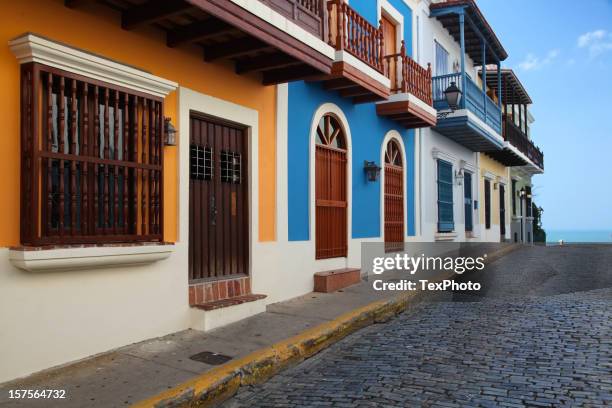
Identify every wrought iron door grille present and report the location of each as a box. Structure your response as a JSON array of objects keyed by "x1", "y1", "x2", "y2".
[
  {"x1": 190, "y1": 145, "x2": 213, "y2": 180},
  {"x1": 220, "y1": 151, "x2": 241, "y2": 184}
]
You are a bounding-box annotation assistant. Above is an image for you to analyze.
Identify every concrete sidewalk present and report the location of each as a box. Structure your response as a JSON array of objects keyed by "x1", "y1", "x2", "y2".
[{"x1": 0, "y1": 243, "x2": 517, "y2": 408}]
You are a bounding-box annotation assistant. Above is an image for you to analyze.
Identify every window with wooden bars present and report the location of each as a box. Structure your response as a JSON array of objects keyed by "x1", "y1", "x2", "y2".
[
  {"x1": 20, "y1": 63, "x2": 164, "y2": 245},
  {"x1": 437, "y1": 160, "x2": 454, "y2": 233}
]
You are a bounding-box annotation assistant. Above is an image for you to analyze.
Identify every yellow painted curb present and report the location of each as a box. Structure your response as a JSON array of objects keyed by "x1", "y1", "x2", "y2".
[{"x1": 133, "y1": 244, "x2": 520, "y2": 408}]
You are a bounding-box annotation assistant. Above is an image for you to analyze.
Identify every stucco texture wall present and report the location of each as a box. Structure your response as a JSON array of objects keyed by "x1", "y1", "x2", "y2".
[{"x1": 0, "y1": 0, "x2": 277, "y2": 246}]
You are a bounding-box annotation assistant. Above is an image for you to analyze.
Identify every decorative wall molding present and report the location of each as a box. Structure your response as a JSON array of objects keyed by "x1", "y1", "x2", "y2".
[
  {"x1": 9, "y1": 33, "x2": 178, "y2": 98},
  {"x1": 431, "y1": 147, "x2": 457, "y2": 164},
  {"x1": 482, "y1": 170, "x2": 496, "y2": 180},
  {"x1": 459, "y1": 159, "x2": 476, "y2": 174}
]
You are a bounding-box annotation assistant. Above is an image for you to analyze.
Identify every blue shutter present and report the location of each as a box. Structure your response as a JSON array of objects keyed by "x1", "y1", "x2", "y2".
[{"x1": 437, "y1": 160, "x2": 454, "y2": 232}]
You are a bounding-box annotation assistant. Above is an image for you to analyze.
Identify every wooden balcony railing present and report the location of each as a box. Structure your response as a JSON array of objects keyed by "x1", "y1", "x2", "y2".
[
  {"x1": 262, "y1": 0, "x2": 326, "y2": 39},
  {"x1": 384, "y1": 41, "x2": 433, "y2": 105},
  {"x1": 327, "y1": 0, "x2": 385, "y2": 73},
  {"x1": 297, "y1": 0, "x2": 323, "y2": 16},
  {"x1": 503, "y1": 117, "x2": 544, "y2": 170}
]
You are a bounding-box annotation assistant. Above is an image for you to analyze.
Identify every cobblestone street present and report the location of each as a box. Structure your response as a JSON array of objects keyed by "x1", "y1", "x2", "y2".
[{"x1": 225, "y1": 245, "x2": 612, "y2": 407}]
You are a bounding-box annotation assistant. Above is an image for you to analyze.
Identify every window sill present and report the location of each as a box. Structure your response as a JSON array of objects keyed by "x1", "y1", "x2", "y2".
[
  {"x1": 9, "y1": 243, "x2": 174, "y2": 272},
  {"x1": 435, "y1": 232, "x2": 458, "y2": 241}
]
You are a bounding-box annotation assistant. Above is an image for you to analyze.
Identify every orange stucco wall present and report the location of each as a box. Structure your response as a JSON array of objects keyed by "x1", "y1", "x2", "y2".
[{"x1": 0, "y1": 0, "x2": 276, "y2": 246}]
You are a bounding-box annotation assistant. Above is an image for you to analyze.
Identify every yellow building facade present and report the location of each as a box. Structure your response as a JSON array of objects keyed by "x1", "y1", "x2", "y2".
[{"x1": 478, "y1": 153, "x2": 510, "y2": 242}]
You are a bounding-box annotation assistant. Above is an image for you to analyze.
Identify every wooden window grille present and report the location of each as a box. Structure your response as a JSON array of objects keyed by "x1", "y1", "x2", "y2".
[{"x1": 20, "y1": 63, "x2": 164, "y2": 245}]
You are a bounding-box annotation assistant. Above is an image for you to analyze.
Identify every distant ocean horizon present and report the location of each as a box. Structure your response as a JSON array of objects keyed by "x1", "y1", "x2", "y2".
[{"x1": 546, "y1": 229, "x2": 612, "y2": 244}]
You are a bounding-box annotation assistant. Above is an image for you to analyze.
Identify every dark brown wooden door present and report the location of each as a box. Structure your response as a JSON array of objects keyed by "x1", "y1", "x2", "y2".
[
  {"x1": 384, "y1": 139, "x2": 404, "y2": 247},
  {"x1": 189, "y1": 114, "x2": 248, "y2": 282},
  {"x1": 382, "y1": 15, "x2": 398, "y2": 89},
  {"x1": 315, "y1": 114, "x2": 347, "y2": 259},
  {"x1": 499, "y1": 184, "x2": 506, "y2": 238}
]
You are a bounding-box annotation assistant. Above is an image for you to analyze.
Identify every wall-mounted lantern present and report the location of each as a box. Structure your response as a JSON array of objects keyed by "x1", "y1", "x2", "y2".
[
  {"x1": 364, "y1": 161, "x2": 381, "y2": 182},
  {"x1": 437, "y1": 81, "x2": 463, "y2": 120},
  {"x1": 519, "y1": 187, "x2": 526, "y2": 198},
  {"x1": 164, "y1": 117, "x2": 177, "y2": 146},
  {"x1": 455, "y1": 168, "x2": 464, "y2": 186},
  {"x1": 444, "y1": 81, "x2": 462, "y2": 110}
]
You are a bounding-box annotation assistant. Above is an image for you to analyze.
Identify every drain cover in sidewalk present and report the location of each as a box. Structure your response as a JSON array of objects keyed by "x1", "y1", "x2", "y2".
[{"x1": 189, "y1": 351, "x2": 232, "y2": 365}]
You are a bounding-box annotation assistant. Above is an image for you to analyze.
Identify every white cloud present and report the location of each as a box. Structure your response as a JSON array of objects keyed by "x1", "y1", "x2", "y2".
[
  {"x1": 577, "y1": 29, "x2": 612, "y2": 57},
  {"x1": 518, "y1": 49, "x2": 560, "y2": 71}
]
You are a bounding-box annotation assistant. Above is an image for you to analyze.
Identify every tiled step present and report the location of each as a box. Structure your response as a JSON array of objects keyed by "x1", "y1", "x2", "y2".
[
  {"x1": 314, "y1": 268, "x2": 361, "y2": 293},
  {"x1": 191, "y1": 294, "x2": 267, "y2": 311}
]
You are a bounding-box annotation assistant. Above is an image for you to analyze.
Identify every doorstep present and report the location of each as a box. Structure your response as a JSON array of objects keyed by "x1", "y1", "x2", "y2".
[
  {"x1": 189, "y1": 276, "x2": 267, "y2": 332},
  {"x1": 314, "y1": 268, "x2": 361, "y2": 293}
]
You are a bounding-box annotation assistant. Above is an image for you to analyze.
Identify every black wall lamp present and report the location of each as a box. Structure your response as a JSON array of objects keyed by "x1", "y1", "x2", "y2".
[
  {"x1": 364, "y1": 161, "x2": 381, "y2": 182},
  {"x1": 164, "y1": 117, "x2": 177, "y2": 146},
  {"x1": 437, "y1": 81, "x2": 462, "y2": 120}
]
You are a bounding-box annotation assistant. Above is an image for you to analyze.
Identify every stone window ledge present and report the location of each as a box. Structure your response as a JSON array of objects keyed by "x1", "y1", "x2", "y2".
[{"x1": 9, "y1": 243, "x2": 174, "y2": 272}]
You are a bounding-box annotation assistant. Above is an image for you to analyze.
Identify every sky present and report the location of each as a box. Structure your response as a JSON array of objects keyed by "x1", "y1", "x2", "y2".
[{"x1": 476, "y1": 0, "x2": 612, "y2": 231}]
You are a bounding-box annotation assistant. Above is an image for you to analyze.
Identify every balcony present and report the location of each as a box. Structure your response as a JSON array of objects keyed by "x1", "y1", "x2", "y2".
[
  {"x1": 322, "y1": 0, "x2": 391, "y2": 103},
  {"x1": 481, "y1": 68, "x2": 544, "y2": 172},
  {"x1": 375, "y1": 42, "x2": 438, "y2": 129},
  {"x1": 66, "y1": 0, "x2": 334, "y2": 84},
  {"x1": 432, "y1": 73, "x2": 504, "y2": 151},
  {"x1": 428, "y1": 0, "x2": 508, "y2": 152},
  {"x1": 503, "y1": 119, "x2": 544, "y2": 170}
]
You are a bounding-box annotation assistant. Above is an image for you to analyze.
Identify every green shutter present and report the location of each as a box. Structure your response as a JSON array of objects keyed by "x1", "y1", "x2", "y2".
[{"x1": 437, "y1": 160, "x2": 454, "y2": 232}]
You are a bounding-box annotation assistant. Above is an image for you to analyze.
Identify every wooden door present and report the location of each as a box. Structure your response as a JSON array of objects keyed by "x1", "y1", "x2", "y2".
[
  {"x1": 384, "y1": 139, "x2": 404, "y2": 249},
  {"x1": 315, "y1": 114, "x2": 347, "y2": 259},
  {"x1": 499, "y1": 184, "x2": 506, "y2": 238},
  {"x1": 484, "y1": 179, "x2": 491, "y2": 229},
  {"x1": 189, "y1": 114, "x2": 248, "y2": 281},
  {"x1": 382, "y1": 15, "x2": 398, "y2": 89},
  {"x1": 464, "y1": 172, "x2": 473, "y2": 232}
]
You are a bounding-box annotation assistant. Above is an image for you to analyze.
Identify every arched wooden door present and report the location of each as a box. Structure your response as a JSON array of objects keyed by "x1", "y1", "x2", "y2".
[
  {"x1": 315, "y1": 114, "x2": 347, "y2": 259},
  {"x1": 384, "y1": 139, "x2": 404, "y2": 248}
]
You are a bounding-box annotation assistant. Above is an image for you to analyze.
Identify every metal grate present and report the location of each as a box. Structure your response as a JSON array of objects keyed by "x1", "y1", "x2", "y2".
[
  {"x1": 190, "y1": 145, "x2": 213, "y2": 180},
  {"x1": 189, "y1": 351, "x2": 232, "y2": 365},
  {"x1": 220, "y1": 150, "x2": 241, "y2": 184}
]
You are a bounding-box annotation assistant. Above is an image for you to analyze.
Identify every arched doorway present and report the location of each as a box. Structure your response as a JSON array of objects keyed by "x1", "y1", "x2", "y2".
[
  {"x1": 315, "y1": 114, "x2": 347, "y2": 259},
  {"x1": 384, "y1": 139, "x2": 404, "y2": 249}
]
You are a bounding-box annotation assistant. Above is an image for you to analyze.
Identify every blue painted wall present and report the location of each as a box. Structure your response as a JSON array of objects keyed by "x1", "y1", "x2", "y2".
[
  {"x1": 287, "y1": 82, "x2": 416, "y2": 241},
  {"x1": 286, "y1": 0, "x2": 417, "y2": 242},
  {"x1": 351, "y1": 0, "x2": 413, "y2": 56}
]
